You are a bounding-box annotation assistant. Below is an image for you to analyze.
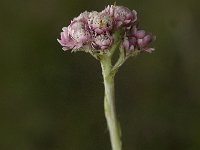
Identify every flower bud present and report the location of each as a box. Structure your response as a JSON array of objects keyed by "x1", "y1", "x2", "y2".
[
  {"x1": 122, "y1": 36, "x2": 136, "y2": 52},
  {"x1": 134, "y1": 30, "x2": 146, "y2": 39}
]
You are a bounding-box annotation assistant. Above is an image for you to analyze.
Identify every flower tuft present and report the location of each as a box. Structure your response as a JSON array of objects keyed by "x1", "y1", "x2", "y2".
[
  {"x1": 88, "y1": 11, "x2": 113, "y2": 34},
  {"x1": 104, "y1": 5, "x2": 137, "y2": 28},
  {"x1": 68, "y1": 20, "x2": 91, "y2": 43}
]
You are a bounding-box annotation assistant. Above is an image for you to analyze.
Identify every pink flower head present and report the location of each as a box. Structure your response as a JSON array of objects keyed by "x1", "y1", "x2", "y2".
[
  {"x1": 105, "y1": 5, "x2": 137, "y2": 28},
  {"x1": 57, "y1": 27, "x2": 77, "y2": 51},
  {"x1": 57, "y1": 5, "x2": 155, "y2": 53},
  {"x1": 68, "y1": 20, "x2": 91, "y2": 43},
  {"x1": 92, "y1": 33, "x2": 113, "y2": 50},
  {"x1": 88, "y1": 11, "x2": 113, "y2": 34}
]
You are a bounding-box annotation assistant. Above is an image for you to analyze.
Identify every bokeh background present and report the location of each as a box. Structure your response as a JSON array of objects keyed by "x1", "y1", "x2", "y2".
[{"x1": 1, "y1": 0, "x2": 200, "y2": 149}]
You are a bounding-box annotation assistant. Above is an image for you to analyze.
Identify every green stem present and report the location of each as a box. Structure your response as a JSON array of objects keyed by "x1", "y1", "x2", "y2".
[{"x1": 100, "y1": 55, "x2": 122, "y2": 150}]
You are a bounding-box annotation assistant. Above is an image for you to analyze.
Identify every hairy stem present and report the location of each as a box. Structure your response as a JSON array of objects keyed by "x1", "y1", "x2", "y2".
[{"x1": 100, "y1": 55, "x2": 122, "y2": 150}]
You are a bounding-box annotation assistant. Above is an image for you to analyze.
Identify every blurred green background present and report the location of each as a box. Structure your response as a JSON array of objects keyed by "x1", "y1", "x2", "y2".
[{"x1": 1, "y1": 0, "x2": 200, "y2": 149}]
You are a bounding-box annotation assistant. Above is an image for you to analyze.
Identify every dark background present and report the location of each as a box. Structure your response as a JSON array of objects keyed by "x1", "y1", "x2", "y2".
[{"x1": 1, "y1": 0, "x2": 200, "y2": 149}]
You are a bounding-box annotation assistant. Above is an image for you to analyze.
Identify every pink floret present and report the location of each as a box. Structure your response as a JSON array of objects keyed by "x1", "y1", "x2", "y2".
[{"x1": 57, "y1": 27, "x2": 77, "y2": 51}]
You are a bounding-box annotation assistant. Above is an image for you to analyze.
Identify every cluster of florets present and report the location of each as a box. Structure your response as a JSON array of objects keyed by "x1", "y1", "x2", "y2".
[{"x1": 58, "y1": 5, "x2": 155, "y2": 54}]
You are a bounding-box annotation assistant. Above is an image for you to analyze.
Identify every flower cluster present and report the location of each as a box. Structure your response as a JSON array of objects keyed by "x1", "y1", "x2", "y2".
[{"x1": 58, "y1": 5, "x2": 155, "y2": 54}]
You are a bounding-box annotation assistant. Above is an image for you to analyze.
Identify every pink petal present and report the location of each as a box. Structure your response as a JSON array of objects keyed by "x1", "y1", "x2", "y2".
[{"x1": 123, "y1": 38, "x2": 130, "y2": 50}]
